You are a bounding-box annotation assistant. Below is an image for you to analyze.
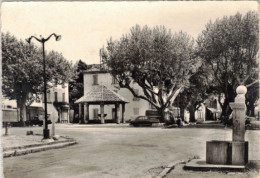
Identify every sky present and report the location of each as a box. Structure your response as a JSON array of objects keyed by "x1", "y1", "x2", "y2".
[{"x1": 1, "y1": 1, "x2": 258, "y2": 65}]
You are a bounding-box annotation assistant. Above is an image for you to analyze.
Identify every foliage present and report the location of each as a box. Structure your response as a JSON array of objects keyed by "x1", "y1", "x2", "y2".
[
  {"x1": 196, "y1": 11, "x2": 259, "y2": 117},
  {"x1": 2, "y1": 32, "x2": 74, "y2": 123},
  {"x1": 69, "y1": 60, "x2": 89, "y2": 105},
  {"x1": 102, "y1": 25, "x2": 198, "y2": 121},
  {"x1": 176, "y1": 62, "x2": 212, "y2": 121}
]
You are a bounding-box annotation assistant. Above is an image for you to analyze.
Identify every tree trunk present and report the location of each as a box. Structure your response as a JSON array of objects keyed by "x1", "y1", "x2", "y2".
[
  {"x1": 157, "y1": 107, "x2": 166, "y2": 123},
  {"x1": 221, "y1": 88, "x2": 235, "y2": 119},
  {"x1": 246, "y1": 102, "x2": 255, "y2": 117},
  {"x1": 180, "y1": 106, "x2": 185, "y2": 121},
  {"x1": 17, "y1": 94, "x2": 27, "y2": 126},
  {"x1": 189, "y1": 107, "x2": 196, "y2": 122}
]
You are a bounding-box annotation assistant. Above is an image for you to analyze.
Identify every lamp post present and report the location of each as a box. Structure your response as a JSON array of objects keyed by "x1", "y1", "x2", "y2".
[{"x1": 26, "y1": 33, "x2": 61, "y2": 139}]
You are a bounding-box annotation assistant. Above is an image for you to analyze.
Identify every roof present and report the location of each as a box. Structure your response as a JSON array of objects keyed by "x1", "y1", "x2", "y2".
[
  {"x1": 82, "y1": 64, "x2": 108, "y2": 74},
  {"x1": 75, "y1": 85, "x2": 128, "y2": 104}
]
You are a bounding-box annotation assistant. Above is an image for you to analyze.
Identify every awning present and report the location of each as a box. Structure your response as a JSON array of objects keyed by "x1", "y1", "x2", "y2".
[
  {"x1": 28, "y1": 102, "x2": 44, "y2": 109},
  {"x1": 207, "y1": 107, "x2": 221, "y2": 113}
]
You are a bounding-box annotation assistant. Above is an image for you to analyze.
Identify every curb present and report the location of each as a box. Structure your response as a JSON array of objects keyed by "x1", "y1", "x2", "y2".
[
  {"x1": 3, "y1": 138, "x2": 77, "y2": 158},
  {"x1": 3, "y1": 138, "x2": 75, "y2": 152},
  {"x1": 155, "y1": 160, "x2": 186, "y2": 178}
]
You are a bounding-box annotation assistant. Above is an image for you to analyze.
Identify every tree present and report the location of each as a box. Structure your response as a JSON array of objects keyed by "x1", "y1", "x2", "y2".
[
  {"x1": 175, "y1": 62, "x2": 211, "y2": 122},
  {"x1": 2, "y1": 32, "x2": 74, "y2": 124},
  {"x1": 196, "y1": 11, "x2": 259, "y2": 118},
  {"x1": 246, "y1": 75, "x2": 259, "y2": 116},
  {"x1": 69, "y1": 60, "x2": 90, "y2": 123},
  {"x1": 102, "y1": 25, "x2": 197, "y2": 122}
]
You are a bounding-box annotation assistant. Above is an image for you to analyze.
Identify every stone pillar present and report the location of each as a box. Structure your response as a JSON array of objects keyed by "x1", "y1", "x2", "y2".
[
  {"x1": 115, "y1": 104, "x2": 120, "y2": 124},
  {"x1": 229, "y1": 85, "x2": 248, "y2": 165},
  {"x1": 122, "y1": 103, "x2": 125, "y2": 123},
  {"x1": 67, "y1": 109, "x2": 70, "y2": 123},
  {"x1": 100, "y1": 103, "x2": 105, "y2": 124},
  {"x1": 115, "y1": 104, "x2": 118, "y2": 123},
  {"x1": 84, "y1": 103, "x2": 89, "y2": 123},
  {"x1": 79, "y1": 103, "x2": 82, "y2": 124},
  {"x1": 229, "y1": 85, "x2": 247, "y2": 142}
]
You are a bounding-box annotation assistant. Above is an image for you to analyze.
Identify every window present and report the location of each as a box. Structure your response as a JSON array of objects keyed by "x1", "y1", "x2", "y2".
[
  {"x1": 93, "y1": 108, "x2": 99, "y2": 119},
  {"x1": 133, "y1": 89, "x2": 140, "y2": 101},
  {"x1": 133, "y1": 108, "x2": 139, "y2": 115},
  {"x1": 93, "y1": 75, "x2": 98, "y2": 85},
  {"x1": 55, "y1": 92, "x2": 58, "y2": 102},
  {"x1": 62, "y1": 93, "x2": 65, "y2": 102}
]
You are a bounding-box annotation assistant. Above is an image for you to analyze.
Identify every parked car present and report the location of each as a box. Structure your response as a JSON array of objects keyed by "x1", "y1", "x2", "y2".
[
  {"x1": 27, "y1": 117, "x2": 52, "y2": 126},
  {"x1": 130, "y1": 116, "x2": 160, "y2": 127}
]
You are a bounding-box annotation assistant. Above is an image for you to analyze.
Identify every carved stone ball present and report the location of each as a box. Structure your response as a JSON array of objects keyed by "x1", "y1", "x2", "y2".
[{"x1": 236, "y1": 85, "x2": 247, "y2": 95}]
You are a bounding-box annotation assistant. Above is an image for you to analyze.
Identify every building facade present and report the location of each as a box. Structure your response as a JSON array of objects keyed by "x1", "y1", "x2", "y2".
[
  {"x1": 79, "y1": 66, "x2": 151, "y2": 123},
  {"x1": 27, "y1": 83, "x2": 70, "y2": 123},
  {"x1": 195, "y1": 95, "x2": 222, "y2": 122}
]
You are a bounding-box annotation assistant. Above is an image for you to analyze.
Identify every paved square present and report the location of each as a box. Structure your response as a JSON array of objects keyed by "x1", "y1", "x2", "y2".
[{"x1": 3, "y1": 124, "x2": 260, "y2": 178}]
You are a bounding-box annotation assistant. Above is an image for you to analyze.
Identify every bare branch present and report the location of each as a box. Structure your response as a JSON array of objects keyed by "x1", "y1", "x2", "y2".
[{"x1": 246, "y1": 80, "x2": 259, "y2": 88}]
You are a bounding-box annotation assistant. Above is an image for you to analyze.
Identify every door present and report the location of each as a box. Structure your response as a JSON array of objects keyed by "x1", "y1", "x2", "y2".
[{"x1": 62, "y1": 109, "x2": 68, "y2": 122}]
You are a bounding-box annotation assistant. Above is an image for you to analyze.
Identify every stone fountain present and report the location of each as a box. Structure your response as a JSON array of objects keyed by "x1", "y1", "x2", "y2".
[{"x1": 185, "y1": 85, "x2": 249, "y2": 171}]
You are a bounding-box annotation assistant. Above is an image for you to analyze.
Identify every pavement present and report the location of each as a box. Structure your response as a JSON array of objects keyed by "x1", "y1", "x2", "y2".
[
  {"x1": 2, "y1": 129, "x2": 77, "y2": 158},
  {"x1": 2, "y1": 124, "x2": 260, "y2": 178}
]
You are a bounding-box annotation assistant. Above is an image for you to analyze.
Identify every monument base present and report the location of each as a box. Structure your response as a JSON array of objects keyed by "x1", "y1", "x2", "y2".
[
  {"x1": 206, "y1": 140, "x2": 248, "y2": 165},
  {"x1": 184, "y1": 159, "x2": 246, "y2": 172}
]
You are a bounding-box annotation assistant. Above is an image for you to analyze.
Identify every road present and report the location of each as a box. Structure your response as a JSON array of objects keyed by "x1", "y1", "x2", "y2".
[{"x1": 3, "y1": 124, "x2": 260, "y2": 178}]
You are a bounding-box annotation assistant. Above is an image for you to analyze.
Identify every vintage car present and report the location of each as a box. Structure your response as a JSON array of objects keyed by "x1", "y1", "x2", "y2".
[{"x1": 129, "y1": 116, "x2": 160, "y2": 127}]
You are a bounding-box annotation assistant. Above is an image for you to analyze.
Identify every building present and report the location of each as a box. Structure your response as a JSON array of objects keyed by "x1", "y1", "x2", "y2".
[
  {"x1": 27, "y1": 83, "x2": 70, "y2": 123},
  {"x1": 1, "y1": 83, "x2": 70, "y2": 123},
  {"x1": 75, "y1": 65, "x2": 151, "y2": 123},
  {"x1": 1, "y1": 97, "x2": 17, "y2": 109},
  {"x1": 195, "y1": 95, "x2": 222, "y2": 122}
]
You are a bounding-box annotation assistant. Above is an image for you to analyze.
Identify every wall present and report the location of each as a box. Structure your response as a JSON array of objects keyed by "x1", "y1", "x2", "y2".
[
  {"x1": 26, "y1": 83, "x2": 69, "y2": 122},
  {"x1": 83, "y1": 72, "x2": 150, "y2": 121},
  {"x1": 48, "y1": 83, "x2": 69, "y2": 103}
]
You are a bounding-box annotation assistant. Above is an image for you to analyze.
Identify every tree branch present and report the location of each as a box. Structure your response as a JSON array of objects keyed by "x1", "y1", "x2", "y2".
[{"x1": 246, "y1": 80, "x2": 259, "y2": 88}]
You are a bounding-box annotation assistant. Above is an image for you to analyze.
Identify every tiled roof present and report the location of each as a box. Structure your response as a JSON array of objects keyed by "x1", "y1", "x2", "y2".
[{"x1": 75, "y1": 85, "x2": 128, "y2": 104}]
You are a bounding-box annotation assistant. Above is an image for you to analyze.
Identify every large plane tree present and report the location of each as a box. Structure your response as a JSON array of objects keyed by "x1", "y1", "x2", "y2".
[
  {"x1": 102, "y1": 25, "x2": 198, "y2": 121},
  {"x1": 2, "y1": 33, "x2": 74, "y2": 124},
  {"x1": 197, "y1": 11, "x2": 259, "y2": 118}
]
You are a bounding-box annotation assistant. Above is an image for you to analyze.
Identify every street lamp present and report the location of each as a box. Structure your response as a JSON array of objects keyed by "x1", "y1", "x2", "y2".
[{"x1": 26, "y1": 33, "x2": 61, "y2": 139}]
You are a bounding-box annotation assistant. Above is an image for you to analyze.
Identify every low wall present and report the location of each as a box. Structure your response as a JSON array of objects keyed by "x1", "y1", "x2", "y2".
[{"x1": 206, "y1": 140, "x2": 248, "y2": 165}]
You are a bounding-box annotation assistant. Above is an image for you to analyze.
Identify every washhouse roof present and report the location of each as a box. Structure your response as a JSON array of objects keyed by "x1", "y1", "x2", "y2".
[{"x1": 75, "y1": 85, "x2": 128, "y2": 104}]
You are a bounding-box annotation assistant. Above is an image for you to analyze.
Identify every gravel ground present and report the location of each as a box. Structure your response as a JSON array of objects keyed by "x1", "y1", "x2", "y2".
[
  {"x1": 2, "y1": 128, "x2": 68, "y2": 149},
  {"x1": 2, "y1": 124, "x2": 260, "y2": 178},
  {"x1": 2, "y1": 134, "x2": 43, "y2": 149}
]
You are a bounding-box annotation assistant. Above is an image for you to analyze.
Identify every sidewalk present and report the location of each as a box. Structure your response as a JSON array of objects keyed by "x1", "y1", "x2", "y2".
[
  {"x1": 154, "y1": 159, "x2": 260, "y2": 178},
  {"x1": 2, "y1": 130, "x2": 77, "y2": 158}
]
